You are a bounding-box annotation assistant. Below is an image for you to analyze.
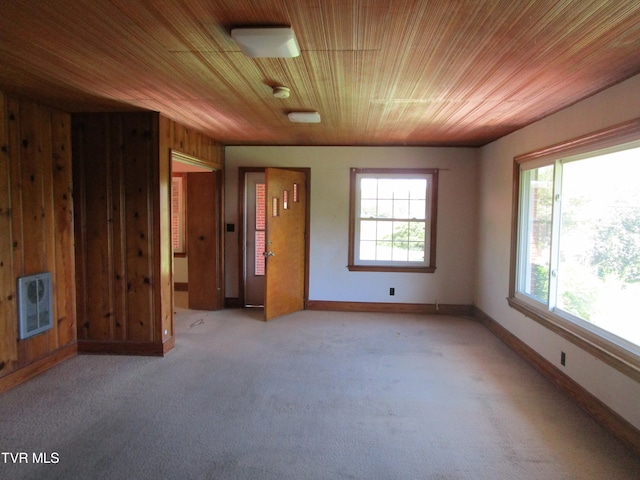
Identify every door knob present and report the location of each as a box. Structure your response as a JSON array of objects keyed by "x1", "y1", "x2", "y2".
[{"x1": 264, "y1": 251, "x2": 275, "y2": 257}]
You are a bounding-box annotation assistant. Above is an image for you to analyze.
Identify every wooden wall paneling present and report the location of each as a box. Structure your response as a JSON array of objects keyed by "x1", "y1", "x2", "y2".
[
  {"x1": 7, "y1": 98, "x2": 27, "y2": 366},
  {"x1": 73, "y1": 112, "x2": 168, "y2": 354},
  {"x1": 173, "y1": 124, "x2": 187, "y2": 154},
  {"x1": 122, "y1": 113, "x2": 155, "y2": 342},
  {"x1": 0, "y1": 92, "x2": 18, "y2": 376},
  {"x1": 18, "y1": 99, "x2": 50, "y2": 363},
  {"x1": 71, "y1": 112, "x2": 222, "y2": 356},
  {"x1": 18, "y1": 100, "x2": 45, "y2": 273},
  {"x1": 38, "y1": 103, "x2": 60, "y2": 354},
  {"x1": 7, "y1": 97, "x2": 23, "y2": 278},
  {"x1": 1, "y1": 93, "x2": 77, "y2": 389},
  {"x1": 168, "y1": 121, "x2": 180, "y2": 151},
  {"x1": 109, "y1": 115, "x2": 127, "y2": 342},
  {"x1": 51, "y1": 110, "x2": 76, "y2": 348},
  {"x1": 71, "y1": 115, "x2": 88, "y2": 340},
  {"x1": 76, "y1": 115, "x2": 114, "y2": 341},
  {"x1": 187, "y1": 128, "x2": 199, "y2": 158}
]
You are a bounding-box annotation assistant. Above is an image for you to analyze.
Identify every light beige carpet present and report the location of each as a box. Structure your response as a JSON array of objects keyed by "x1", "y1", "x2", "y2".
[{"x1": 1, "y1": 306, "x2": 639, "y2": 479}]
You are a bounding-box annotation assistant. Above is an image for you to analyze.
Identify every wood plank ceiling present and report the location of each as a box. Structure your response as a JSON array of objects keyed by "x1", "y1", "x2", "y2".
[{"x1": 1, "y1": 0, "x2": 639, "y2": 146}]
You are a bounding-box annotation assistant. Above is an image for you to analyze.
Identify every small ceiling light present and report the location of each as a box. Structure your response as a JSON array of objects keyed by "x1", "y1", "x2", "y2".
[
  {"x1": 288, "y1": 112, "x2": 321, "y2": 123},
  {"x1": 272, "y1": 86, "x2": 290, "y2": 99},
  {"x1": 231, "y1": 27, "x2": 300, "y2": 58}
]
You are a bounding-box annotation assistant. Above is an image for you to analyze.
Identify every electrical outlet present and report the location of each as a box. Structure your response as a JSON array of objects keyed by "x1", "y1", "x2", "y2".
[
  {"x1": 560, "y1": 351, "x2": 566, "y2": 366},
  {"x1": 389, "y1": 287, "x2": 395, "y2": 296}
]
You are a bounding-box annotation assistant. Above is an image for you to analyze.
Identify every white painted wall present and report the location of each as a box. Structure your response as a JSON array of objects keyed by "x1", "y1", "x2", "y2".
[
  {"x1": 225, "y1": 146, "x2": 478, "y2": 305},
  {"x1": 476, "y1": 73, "x2": 640, "y2": 429}
]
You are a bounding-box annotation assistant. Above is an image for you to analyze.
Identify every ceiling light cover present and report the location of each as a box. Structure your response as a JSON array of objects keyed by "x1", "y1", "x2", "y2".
[
  {"x1": 288, "y1": 112, "x2": 321, "y2": 123},
  {"x1": 231, "y1": 28, "x2": 300, "y2": 58},
  {"x1": 272, "y1": 86, "x2": 290, "y2": 99}
]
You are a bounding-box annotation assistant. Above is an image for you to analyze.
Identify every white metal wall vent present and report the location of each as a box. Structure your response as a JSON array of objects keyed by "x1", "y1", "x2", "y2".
[{"x1": 18, "y1": 272, "x2": 53, "y2": 340}]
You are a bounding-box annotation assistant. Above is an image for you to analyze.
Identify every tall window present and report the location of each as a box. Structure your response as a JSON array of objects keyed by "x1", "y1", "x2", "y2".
[
  {"x1": 511, "y1": 124, "x2": 640, "y2": 371},
  {"x1": 348, "y1": 168, "x2": 438, "y2": 273}
]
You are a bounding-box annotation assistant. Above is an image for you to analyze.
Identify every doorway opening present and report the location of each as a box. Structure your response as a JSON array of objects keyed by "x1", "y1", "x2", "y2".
[{"x1": 171, "y1": 151, "x2": 223, "y2": 311}]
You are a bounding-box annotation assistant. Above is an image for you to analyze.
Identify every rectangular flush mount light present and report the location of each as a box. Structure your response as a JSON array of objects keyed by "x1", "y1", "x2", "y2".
[
  {"x1": 231, "y1": 27, "x2": 300, "y2": 58},
  {"x1": 288, "y1": 112, "x2": 321, "y2": 123}
]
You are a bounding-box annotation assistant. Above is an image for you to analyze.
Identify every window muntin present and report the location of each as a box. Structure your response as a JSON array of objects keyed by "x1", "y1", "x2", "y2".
[
  {"x1": 349, "y1": 169, "x2": 437, "y2": 272},
  {"x1": 515, "y1": 142, "x2": 640, "y2": 352}
]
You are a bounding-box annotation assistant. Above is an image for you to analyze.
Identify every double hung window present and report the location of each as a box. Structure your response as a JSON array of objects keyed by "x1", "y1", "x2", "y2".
[{"x1": 348, "y1": 168, "x2": 438, "y2": 273}]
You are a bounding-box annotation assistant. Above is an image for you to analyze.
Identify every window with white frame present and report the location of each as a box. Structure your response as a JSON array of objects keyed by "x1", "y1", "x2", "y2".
[
  {"x1": 511, "y1": 129, "x2": 640, "y2": 367},
  {"x1": 348, "y1": 168, "x2": 438, "y2": 273}
]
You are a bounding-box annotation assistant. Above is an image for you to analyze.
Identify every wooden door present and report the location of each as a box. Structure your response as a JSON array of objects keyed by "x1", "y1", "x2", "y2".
[
  {"x1": 264, "y1": 168, "x2": 306, "y2": 320},
  {"x1": 187, "y1": 171, "x2": 220, "y2": 310}
]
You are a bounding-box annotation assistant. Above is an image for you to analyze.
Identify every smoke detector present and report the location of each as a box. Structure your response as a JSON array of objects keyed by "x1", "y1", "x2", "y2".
[{"x1": 272, "y1": 86, "x2": 290, "y2": 99}]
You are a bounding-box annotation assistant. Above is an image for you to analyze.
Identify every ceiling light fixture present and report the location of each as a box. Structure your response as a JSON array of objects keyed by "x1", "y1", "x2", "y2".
[
  {"x1": 272, "y1": 86, "x2": 290, "y2": 99},
  {"x1": 288, "y1": 112, "x2": 321, "y2": 123},
  {"x1": 231, "y1": 27, "x2": 300, "y2": 58}
]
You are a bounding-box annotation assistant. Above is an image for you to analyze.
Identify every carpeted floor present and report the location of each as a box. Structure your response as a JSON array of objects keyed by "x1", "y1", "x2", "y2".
[{"x1": 1, "y1": 303, "x2": 639, "y2": 479}]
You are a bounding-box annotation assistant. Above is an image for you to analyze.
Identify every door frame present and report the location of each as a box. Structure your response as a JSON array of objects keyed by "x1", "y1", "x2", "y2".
[
  {"x1": 237, "y1": 167, "x2": 311, "y2": 309},
  {"x1": 171, "y1": 151, "x2": 224, "y2": 310}
]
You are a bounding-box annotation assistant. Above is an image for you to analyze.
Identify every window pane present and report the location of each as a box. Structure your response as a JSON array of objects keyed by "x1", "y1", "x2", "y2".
[
  {"x1": 391, "y1": 180, "x2": 410, "y2": 199},
  {"x1": 361, "y1": 178, "x2": 378, "y2": 199},
  {"x1": 408, "y1": 179, "x2": 427, "y2": 200},
  {"x1": 377, "y1": 241, "x2": 393, "y2": 260},
  {"x1": 393, "y1": 221, "x2": 409, "y2": 242},
  {"x1": 392, "y1": 243, "x2": 409, "y2": 261},
  {"x1": 409, "y1": 199, "x2": 426, "y2": 219},
  {"x1": 378, "y1": 179, "x2": 395, "y2": 199},
  {"x1": 408, "y1": 243, "x2": 426, "y2": 261},
  {"x1": 360, "y1": 220, "x2": 378, "y2": 241},
  {"x1": 407, "y1": 221, "x2": 425, "y2": 243},
  {"x1": 377, "y1": 199, "x2": 393, "y2": 218},
  {"x1": 255, "y1": 231, "x2": 265, "y2": 276},
  {"x1": 359, "y1": 240, "x2": 377, "y2": 260},
  {"x1": 393, "y1": 199, "x2": 410, "y2": 218},
  {"x1": 377, "y1": 220, "x2": 392, "y2": 240},
  {"x1": 360, "y1": 200, "x2": 377, "y2": 218},
  {"x1": 520, "y1": 165, "x2": 554, "y2": 302},
  {"x1": 255, "y1": 183, "x2": 266, "y2": 230},
  {"x1": 556, "y1": 148, "x2": 640, "y2": 347}
]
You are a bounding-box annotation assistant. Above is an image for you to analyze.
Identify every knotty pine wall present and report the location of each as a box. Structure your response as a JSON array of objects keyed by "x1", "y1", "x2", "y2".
[
  {"x1": 0, "y1": 92, "x2": 77, "y2": 393},
  {"x1": 73, "y1": 112, "x2": 222, "y2": 356}
]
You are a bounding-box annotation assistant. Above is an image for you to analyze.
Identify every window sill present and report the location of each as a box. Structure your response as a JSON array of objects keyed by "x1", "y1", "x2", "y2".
[
  {"x1": 347, "y1": 264, "x2": 436, "y2": 273},
  {"x1": 507, "y1": 296, "x2": 640, "y2": 383}
]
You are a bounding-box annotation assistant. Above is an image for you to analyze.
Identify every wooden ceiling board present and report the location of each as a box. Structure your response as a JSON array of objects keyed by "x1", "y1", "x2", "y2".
[{"x1": 1, "y1": 0, "x2": 639, "y2": 146}]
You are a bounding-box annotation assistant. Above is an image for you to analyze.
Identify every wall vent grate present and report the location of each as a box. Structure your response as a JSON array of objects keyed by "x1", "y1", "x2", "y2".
[{"x1": 18, "y1": 272, "x2": 53, "y2": 340}]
